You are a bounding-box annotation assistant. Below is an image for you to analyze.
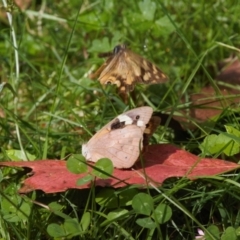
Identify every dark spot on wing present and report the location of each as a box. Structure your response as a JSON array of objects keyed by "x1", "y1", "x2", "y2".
[{"x1": 110, "y1": 119, "x2": 125, "y2": 130}]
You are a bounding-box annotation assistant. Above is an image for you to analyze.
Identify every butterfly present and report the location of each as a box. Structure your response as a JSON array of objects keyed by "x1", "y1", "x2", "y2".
[
  {"x1": 143, "y1": 115, "x2": 161, "y2": 147},
  {"x1": 90, "y1": 44, "x2": 168, "y2": 93},
  {"x1": 82, "y1": 106, "x2": 154, "y2": 169}
]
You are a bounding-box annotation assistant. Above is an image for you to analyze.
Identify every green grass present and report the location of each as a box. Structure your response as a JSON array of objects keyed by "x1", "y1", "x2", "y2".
[{"x1": 1, "y1": 0, "x2": 240, "y2": 239}]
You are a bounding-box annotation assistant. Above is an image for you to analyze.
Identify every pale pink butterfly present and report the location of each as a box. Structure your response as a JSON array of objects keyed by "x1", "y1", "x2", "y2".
[{"x1": 82, "y1": 106, "x2": 153, "y2": 168}]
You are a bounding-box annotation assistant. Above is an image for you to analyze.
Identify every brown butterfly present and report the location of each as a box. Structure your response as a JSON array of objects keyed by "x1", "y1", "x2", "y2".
[{"x1": 90, "y1": 44, "x2": 168, "y2": 93}]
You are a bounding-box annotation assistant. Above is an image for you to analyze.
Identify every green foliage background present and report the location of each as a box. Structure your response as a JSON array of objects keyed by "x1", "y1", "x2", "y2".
[{"x1": 1, "y1": 0, "x2": 240, "y2": 239}]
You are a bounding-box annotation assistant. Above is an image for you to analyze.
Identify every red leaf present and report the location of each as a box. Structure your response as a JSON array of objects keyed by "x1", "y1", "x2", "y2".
[
  {"x1": 0, "y1": 144, "x2": 239, "y2": 193},
  {"x1": 189, "y1": 85, "x2": 240, "y2": 122},
  {"x1": 217, "y1": 57, "x2": 240, "y2": 85},
  {"x1": 177, "y1": 58, "x2": 240, "y2": 125}
]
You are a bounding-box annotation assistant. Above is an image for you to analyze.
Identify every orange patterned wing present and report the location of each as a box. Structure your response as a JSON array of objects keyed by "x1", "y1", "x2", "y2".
[{"x1": 90, "y1": 44, "x2": 168, "y2": 92}]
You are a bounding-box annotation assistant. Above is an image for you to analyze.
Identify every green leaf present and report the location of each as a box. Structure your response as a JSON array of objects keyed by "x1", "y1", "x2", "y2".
[
  {"x1": 88, "y1": 37, "x2": 111, "y2": 52},
  {"x1": 200, "y1": 134, "x2": 218, "y2": 155},
  {"x1": 225, "y1": 125, "x2": 240, "y2": 138},
  {"x1": 76, "y1": 175, "x2": 93, "y2": 186},
  {"x1": 64, "y1": 218, "x2": 81, "y2": 237},
  {"x1": 2, "y1": 214, "x2": 20, "y2": 223},
  {"x1": 153, "y1": 203, "x2": 172, "y2": 224},
  {"x1": 67, "y1": 154, "x2": 87, "y2": 174},
  {"x1": 111, "y1": 31, "x2": 124, "y2": 47},
  {"x1": 155, "y1": 15, "x2": 176, "y2": 36},
  {"x1": 47, "y1": 223, "x2": 66, "y2": 238},
  {"x1": 221, "y1": 227, "x2": 237, "y2": 240},
  {"x1": 205, "y1": 225, "x2": 220, "y2": 240},
  {"x1": 107, "y1": 209, "x2": 128, "y2": 220},
  {"x1": 132, "y1": 193, "x2": 154, "y2": 216},
  {"x1": 6, "y1": 150, "x2": 36, "y2": 161},
  {"x1": 92, "y1": 158, "x2": 113, "y2": 179},
  {"x1": 218, "y1": 133, "x2": 239, "y2": 156},
  {"x1": 200, "y1": 133, "x2": 240, "y2": 156},
  {"x1": 136, "y1": 217, "x2": 156, "y2": 229},
  {"x1": 1, "y1": 194, "x2": 31, "y2": 222},
  {"x1": 78, "y1": 12, "x2": 106, "y2": 31},
  {"x1": 138, "y1": 0, "x2": 156, "y2": 21},
  {"x1": 80, "y1": 212, "x2": 91, "y2": 232},
  {"x1": 95, "y1": 189, "x2": 118, "y2": 208},
  {"x1": 48, "y1": 202, "x2": 63, "y2": 211},
  {"x1": 119, "y1": 188, "x2": 139, "y2": 207}
]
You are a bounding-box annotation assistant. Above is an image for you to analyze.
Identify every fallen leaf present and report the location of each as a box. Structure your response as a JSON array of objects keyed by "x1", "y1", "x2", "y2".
[
  {"x1": 0, "y1": 144, "x2": 239, "y2": 193},
  {"x1": 189, "y1": 85, "x2": 240, "y2": 122},
  {"x1": 217, "y1": 57, "x2": 240, "y2": 84},
  {"x1": 176, "y1": 57, "x2": 240, "y2": 126}
]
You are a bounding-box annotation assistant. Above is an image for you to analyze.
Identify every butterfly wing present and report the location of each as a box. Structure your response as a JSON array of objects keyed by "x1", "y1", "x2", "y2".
[
  {"x1": 124, "y1": 50, "x2": 168, "y2": 84},
  {"x1": 82, "y1": 106, "x2": 153, "y2": 168},
  {"x1": 143, "y1": 115, "x2": 161, "y2": 147},
  {"x1": 82, "y1": 125, "x2": 143, "y2": 168},
  {"x1": 95, "y1": 45, "x2": 168, "y2": 92},
  {"x1": 97, "y1": 50, "x2": 130, "y2": 91}
]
